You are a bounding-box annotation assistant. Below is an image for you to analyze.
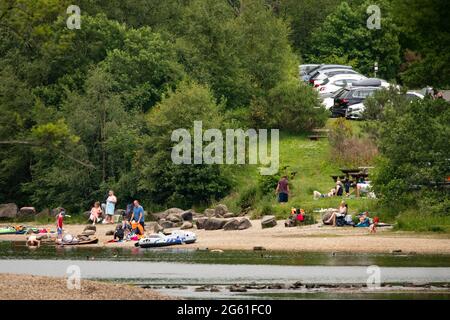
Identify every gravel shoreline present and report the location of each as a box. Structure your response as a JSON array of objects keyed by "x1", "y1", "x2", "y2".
[{"x1": 0, "y1": 274, "x2": 171, "y2": 300}]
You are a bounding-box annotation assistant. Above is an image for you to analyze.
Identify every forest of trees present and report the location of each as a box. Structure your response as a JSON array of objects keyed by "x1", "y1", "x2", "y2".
[{"x1": 0, "y1": 0, "x2": 448, "y2": 213}]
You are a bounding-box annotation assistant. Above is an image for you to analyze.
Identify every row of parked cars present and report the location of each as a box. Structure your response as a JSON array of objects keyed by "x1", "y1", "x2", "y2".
[{"x1": 299, "y1": 64, "x2": 424, "y2": 119}]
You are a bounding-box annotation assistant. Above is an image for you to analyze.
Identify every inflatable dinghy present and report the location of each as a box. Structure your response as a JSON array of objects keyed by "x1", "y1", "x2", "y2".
[
  {"x1": 57, "y1": 234, "x2": 99, "y2": 245},
  {"x1": 136, "y1": 230, "x2": 197, "y2": 248}
]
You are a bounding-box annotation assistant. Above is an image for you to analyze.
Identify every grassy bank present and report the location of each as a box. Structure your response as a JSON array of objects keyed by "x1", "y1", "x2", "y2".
[
  {"x1": 3, "y1": 120, "x2": 448, "y2": 233},
  {"x1": 218, "y1": 119, "x2": 378, "y2": 221}
]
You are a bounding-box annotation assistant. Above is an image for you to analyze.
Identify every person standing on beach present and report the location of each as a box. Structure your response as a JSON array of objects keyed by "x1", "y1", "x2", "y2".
[
  {"x1": 275, "y1": 176, "x2": 290, "y2": 204},
  {"x1": 132, "y1": 200, "x2": 145, "y2": 231},
  {"x1": 56, "y1": 208, "x2": 65, "y2": 240},
  {"x1": 104, "y1": 190, "x2": 117, "y2": 224}
]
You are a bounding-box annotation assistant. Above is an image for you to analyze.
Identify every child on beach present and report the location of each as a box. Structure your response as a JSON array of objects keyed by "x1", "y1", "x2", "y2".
[
  {"x1": 56, "y1": 208, "x2": 66, "y2": 240},
  {"x1": 89, "y1": 201, "x2": 103, "y2": 225}
]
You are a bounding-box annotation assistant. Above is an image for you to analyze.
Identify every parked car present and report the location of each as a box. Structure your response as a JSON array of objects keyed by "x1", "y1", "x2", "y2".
[
  {"x1": 303, "y1": 64, "x2": 353, "y2": 82},
  {"x1": 405, "y1": 91, "x2": 425, "y2": 100},
  {"x1": 322, "y1": 88, "x2": 346, "y2": 110},
  {"x1": 345, "y1": 91, "x2": 425, "y2": 120},
  {"x1": 345, "y1": 102, "x2": 365, "y2": 120},
  {"x1": 309, "y1": 69, "x2": 360, "y2": 87},
  {"x1": 299, "y1": 64, "x2": 320, "y2": 78},
  {"x1": 316, "y1": 74, "x2": 367, "y2": 95},
  {"x1": 352, "y1": 78, "x2": 391, "y2": 88},
  {"x1": 330, "y1": 86, "x2": 382, "y2": 117}
]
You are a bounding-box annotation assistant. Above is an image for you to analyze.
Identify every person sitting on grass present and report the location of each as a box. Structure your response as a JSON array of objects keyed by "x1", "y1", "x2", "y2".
[
  {"x1": 324, "y1": 201, "x2": 348, "y2": 226},
  {"x1": 313, "y1": 188, "x2": 336, "y2": 200},
  {"x1": 336, "y1": 179, "x2": 344, "y2": 196}
]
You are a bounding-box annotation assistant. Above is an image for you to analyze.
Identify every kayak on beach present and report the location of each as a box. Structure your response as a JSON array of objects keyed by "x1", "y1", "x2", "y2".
[
  {"x1": 0, "y1": 226, "x2": 28, "y2": 235},
  {"x1": 57, "y1": 234, "x2": 99, "y2": 246}
]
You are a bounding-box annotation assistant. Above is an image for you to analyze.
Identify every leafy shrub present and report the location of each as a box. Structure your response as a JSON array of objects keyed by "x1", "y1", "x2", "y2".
[{"x1": 250, "y1": 80, "x2": 328, "y2": 132}]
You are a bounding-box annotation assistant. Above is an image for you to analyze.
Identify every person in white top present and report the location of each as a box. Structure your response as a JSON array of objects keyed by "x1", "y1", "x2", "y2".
[
  {"x1": 324, "y1": 201, "x2": 348, "y2": 226},
  {"x1": 104, "y1": 190, "x2": 117, "y2": 224}
]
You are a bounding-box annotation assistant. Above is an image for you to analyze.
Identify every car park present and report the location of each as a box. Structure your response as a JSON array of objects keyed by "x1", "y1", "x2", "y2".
[
  {"x1": 344, "y1": 91, "x2": 425, "y2": 120},
  {"x1": 330, "y1": 86, "x2": 382, "y2": 117},
  {"x1": 299, "y1": 64, "x2": 320, "y2": 78},
  {"x1": 302, "y1": 64, "x2": 353, "y2": 82},
  {"x1": 309, "y1": 68, "x2": 360, "y2": 87},
  {"x1": 316, "y1": 74, "x2": 367, "y2": 95}
]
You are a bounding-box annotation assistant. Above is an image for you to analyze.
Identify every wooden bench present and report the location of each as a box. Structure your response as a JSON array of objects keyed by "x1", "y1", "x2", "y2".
[
  {"x1": 308, "y1": 135, "x2": 327, "y2": 141},
  {"x1": 312, "y1": 128, "x2": 330, "y2": 134}
]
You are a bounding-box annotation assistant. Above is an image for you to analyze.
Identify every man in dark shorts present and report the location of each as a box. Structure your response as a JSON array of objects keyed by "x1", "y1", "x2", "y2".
[{"x1": 275, "y1": 176, "x2": 290, "y2": 203}]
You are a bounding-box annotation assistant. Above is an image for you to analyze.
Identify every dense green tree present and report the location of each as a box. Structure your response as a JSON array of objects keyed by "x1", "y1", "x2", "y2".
[
  {"x1": 392, "y1": 0, "x2": 450, "y2": 87},
  {"x1": 307, "y1": 1, "x2": 401, "y2": 80},
  {"x1": 250, "y1": 80, "x2": 328, "y2": 132},
  {"x1": 372, "y1": 97, "x2": 450, "y2": 212},
  {"x1": 102, "y1": 26, "x2": 185, "y2": 111},
  {"x1": 139, "y1": 81, "x2": 231, "y2": 208}
]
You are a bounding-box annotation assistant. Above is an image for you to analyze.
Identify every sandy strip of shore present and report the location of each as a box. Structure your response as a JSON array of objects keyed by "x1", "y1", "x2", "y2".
[
  {"x1": 0, "y1": 274, "x2": 170, "y2": 300},
  {"x1": 2, "y1": 220, "x2": 450, "y2": 254}
]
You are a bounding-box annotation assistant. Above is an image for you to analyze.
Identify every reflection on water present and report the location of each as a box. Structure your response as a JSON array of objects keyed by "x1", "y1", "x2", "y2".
[
  {"x1": 2, "y1": 241, "x2": 450, "y2": 267},
  {"x1": 1, "y1": 240, "x2": 450, "y2": 300}
]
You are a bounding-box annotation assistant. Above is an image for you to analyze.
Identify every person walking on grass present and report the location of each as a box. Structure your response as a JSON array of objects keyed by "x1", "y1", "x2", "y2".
[
  {"x1": 104, "y1": 190, "x2": 117, "y2": 224},
  {"x1": 275, "y1": 176, "x2": 290, "y2": 204}
]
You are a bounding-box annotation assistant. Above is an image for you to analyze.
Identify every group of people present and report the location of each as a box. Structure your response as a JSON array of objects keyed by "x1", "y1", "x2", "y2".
[
  {"x1": 275, "y1": 175, "x2": 379, "y2": 231},
  {"x1": 323, "y1": 200, "x2": 378, "y2": 232},
  {"x1": 313, "y1": 177, "x2": 373, "y2": 200},
  {"x1": 88, "y1": 190, "x2": 117, "y2": 225}
]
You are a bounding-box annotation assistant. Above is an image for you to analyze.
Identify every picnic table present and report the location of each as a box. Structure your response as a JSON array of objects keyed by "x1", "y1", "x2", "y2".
[{"x1": 308, "y1": 128, "x2": 330, "y2": 141}]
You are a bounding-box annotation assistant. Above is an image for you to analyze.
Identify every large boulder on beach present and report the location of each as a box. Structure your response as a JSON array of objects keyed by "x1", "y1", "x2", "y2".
[
  {"x1": 165, "y1": 208, "x2": 184, "y2": 216},
  {"x1": 151, "y1": 208, "x2": 183, "y2": 221},
  {"x1": 150, "y1": 211, "x2": 167, "y2": 221},
  {"x1": 204, "y1": 208, "x2": 215, "y2": 217},
  {"x1": 81, "y1": 229, "x2": 96, "y2": 236},
  {"x1": 223, "y1": 212, "x2": 235, "y2": 218},
  {"x1": 146, "y1": 222, "x2": 164, "y2": 233},
  {"x1": 160, "y1": 220, "x2": 175, "y2": 229},
  {"x1": 0, "y1": 203, "x2": 18, "y2": 218},
  {"x1": 180, "y1": 221, "x2": 193, "y2": 230},
  {"x1": 194, "y1": 217, "x2": 208, "y2": 229},
  {"x1": 261, "y1": 215, "x2": 277, "y2": 229},
  {"x1": 214, "y1": 204, "x2": 228, "y2": 217},
  {"x1": 17, "y1": 207, "x2": 36, "y2": 219},
  {"x1": 238, "y1": 218, "x2": 252, "y2": 230},
  {"x1": 204, "y1": 217, "x2": 229, "y2": 230},
  {"x1": 322, "y1": 209, "x2": 337, "y2": 225},
  {"x1": 167, "y1": 213, "x2": 182, "y2": 223},
  {"x1": 181, "y1": 210, "x2": 193, "y2": 221},
  {"x1": 35, "y1": 208, "x2": 50, "y2": 219},
  {"x1": 84, "y1": 225, "x2": 97, "y2": 232},
  {"x1": 223, "y1": 218, "x2": 252, "y2": 231}
]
